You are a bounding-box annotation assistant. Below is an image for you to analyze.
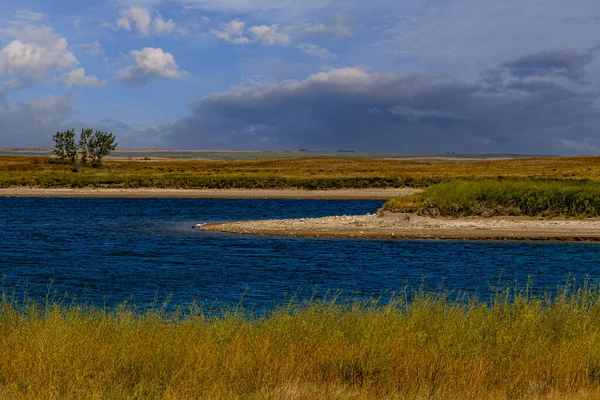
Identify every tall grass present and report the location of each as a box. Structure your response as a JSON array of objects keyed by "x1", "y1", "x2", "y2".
[
  {"x1": 384, "y1": 179, "x2": 600, "y2": 217},
  {"x1": 2, "y1": 285, "x2": 600, "y2": 398}
]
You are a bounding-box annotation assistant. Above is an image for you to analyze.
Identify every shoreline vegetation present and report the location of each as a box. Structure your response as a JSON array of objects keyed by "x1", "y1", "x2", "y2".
[
  {"x1": 383, "y1": 179, "x2": 600, "y2": 218},
  {"x1": 2, "y1": 285, "x2": 600, "y2": 399}
]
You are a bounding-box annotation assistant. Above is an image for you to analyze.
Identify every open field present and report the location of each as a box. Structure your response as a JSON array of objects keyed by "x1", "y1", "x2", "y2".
[
  {"x1": 2, "y1": 155, "x2": 600, "y2": 190},
  {"x1": 2, "y1": 286, "x2": 600, "y2": 399}
]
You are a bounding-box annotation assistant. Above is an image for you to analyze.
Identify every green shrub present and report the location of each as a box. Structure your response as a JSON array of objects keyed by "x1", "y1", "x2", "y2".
[{"x1": 384, "y1": 179, "x2": 600, "y2": 217}]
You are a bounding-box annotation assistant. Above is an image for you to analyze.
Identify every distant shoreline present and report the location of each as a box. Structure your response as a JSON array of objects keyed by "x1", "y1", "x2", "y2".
[
  {"x1": 201, "y1": 212, "x2": 600, "y2": 241},
  {"x1": 0, "y1": 187, "x2": 419, "y2": 199},
  {"x1": 0, "y1": 147, "x2": 545, "y2": 161}
]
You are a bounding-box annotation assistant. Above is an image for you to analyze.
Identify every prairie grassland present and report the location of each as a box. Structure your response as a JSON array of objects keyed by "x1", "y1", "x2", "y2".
[
  {"x1": 2, "y1": 287, "x2": 600, "y2": 399},
  {"x1": 2, "y1": 155, "x2": 600, "y2": 189},
  {"x1": 383, "y1": 179, "x2": 600, "y2": 217}
]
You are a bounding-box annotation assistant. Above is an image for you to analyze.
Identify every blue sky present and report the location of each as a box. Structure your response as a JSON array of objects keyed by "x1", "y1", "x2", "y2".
[{"x1": 1, "y1": 0, "x2": 599, "y2": 153}]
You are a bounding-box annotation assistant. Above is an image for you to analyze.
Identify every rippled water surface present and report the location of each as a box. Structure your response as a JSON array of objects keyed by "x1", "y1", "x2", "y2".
[{"x1": 2, "y1": 197, "x2": 600, "y2": 310}]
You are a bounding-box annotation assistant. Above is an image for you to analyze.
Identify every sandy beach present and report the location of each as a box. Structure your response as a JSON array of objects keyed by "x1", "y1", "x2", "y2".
[
  {"x1": 0, "y1": 187, "x2": 419, "y2": 199},
  {"x1": 201, "y1": 211, "x2": 600, "y2": 241}
]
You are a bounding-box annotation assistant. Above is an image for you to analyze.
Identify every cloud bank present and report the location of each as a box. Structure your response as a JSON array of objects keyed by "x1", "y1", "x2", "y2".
[{"x1": 164, "y1": 49, "x2": 600, "y2": 154}]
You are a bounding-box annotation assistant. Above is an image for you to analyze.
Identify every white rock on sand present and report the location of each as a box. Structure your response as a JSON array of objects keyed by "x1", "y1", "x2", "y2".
[{"x1": 201, "y1": 212, "x2": 600, "y2": 241}]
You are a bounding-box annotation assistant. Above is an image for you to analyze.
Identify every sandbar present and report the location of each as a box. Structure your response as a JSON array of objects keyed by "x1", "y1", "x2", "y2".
[{"x1": 201, "y1": 212, "x2": 600, "y2": 241}]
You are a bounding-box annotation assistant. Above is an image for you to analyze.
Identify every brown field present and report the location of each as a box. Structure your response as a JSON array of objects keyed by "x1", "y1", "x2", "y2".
[{"x1": 1, "y1": 155, "x2": 600, "y2": 189}]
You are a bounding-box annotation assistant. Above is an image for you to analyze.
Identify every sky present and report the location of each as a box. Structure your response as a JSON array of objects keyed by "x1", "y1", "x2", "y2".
[{"x1": 0, "y1": 0, "x2": 599, "y2": 153}]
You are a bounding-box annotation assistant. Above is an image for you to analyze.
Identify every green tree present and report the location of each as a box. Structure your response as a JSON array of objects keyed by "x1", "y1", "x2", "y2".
[
  {"x1": 78, "y1": 128, "x2": 93, "y2": 166},
  {"x1": 88, "y1": 131, "x2": 117, "y2": 167},
  {"x1": 52, "y1": 129, "x2": 77, "y2": 164},
  {"x1": 51, "y1": 130, "x2": 66, "y2": 162}
]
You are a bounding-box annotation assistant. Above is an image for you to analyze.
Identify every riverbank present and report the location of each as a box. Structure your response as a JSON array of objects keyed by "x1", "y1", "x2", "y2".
[
  {"x1": 202, "y1": 211, "x2": 600, "y2": 240},
  {"x1": 0, "y1": 187, "x2": 419, "y2": 199}
]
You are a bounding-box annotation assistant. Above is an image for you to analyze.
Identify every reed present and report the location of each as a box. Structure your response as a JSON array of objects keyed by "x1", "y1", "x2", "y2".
[{"x1": 2, "y1": 285, "x2": 600, "y2": 399}]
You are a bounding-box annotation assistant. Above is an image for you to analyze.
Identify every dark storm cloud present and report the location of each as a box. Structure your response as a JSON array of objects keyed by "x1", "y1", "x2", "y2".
[
  {"x1": 0, "y1": 88, "x2": 7, "y2": 108},
  {"x1": 164, "y1": 49, "x2": 600, "y2": 154},
  {"x1": 502, "y1": 48, "x2": 595, "y2": 83}
]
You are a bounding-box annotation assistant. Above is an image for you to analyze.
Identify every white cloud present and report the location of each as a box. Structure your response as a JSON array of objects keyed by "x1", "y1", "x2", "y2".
[
  {"x1": 300, "y1": 67, "x2": 376, "y2": 86},
  {"x1": 107, "y1": 7, "x2": 178, "y2": 36},
  {"x1": 0, "y1": 35, "x2": 77, "y2": 81},
  {"x1": 60, "y1": 68, "x2": 107, "y2": 88},
  {"x1": 210, "y1": 19, "x2": 249, "y2": 44},
  {"x1": 153, "y1": 15, "x2": 176, "y2": 34},
  {"x1": 120, "y1": 7, "x2": 152, "y2": 35},
  {"x1": 87, "y1": 41, "x2": 104, "y2": 56},
  {"x1": 116, "y1": 16, "x2": 132, "y2": 30},
  {"x1": 248, "y1": 25, "x2": 290, "y2": 46},
  {"x1": 0, "y1": 21, "x2": 80, "y2": 95},
  {"x1": 388, "y1": 105, "x2": 464, "y2": 123},
  {"x1": 211, "y1": 21, "x2": 291, "y2": 46},
  {"x1": 298, "y1": 43, "x2": 336, "y2": 60},
  {"x1": 1, "y1": 24, "x2": 61, "y2": 45},
  {"x1": 115, "y1": 47, "x2": 189, "y2": 85},
  {"x1": 170, "y1": 0, "x2": 328, "y2": 15}
]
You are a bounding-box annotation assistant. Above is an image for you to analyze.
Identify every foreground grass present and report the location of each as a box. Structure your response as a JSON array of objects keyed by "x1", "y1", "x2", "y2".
[
  {"x1": 3, "y1": 287, "x2": 600, "y2": 398},
  {"x1": 383, "y1": 179, "x2": 600, "y2": 217},
  {"x1": 3, "y1": 155, "x2": 600, "y2": 189}
]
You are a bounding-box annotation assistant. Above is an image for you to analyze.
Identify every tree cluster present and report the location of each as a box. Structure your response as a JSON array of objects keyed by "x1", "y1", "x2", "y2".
[{"x1": 52, "y1": 129, "x2": 117, "y2": 168}]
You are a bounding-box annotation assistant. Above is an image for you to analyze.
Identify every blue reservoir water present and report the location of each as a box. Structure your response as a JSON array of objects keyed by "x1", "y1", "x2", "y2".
[{"x1": 2, "y1": 197, "x2": 600, "y2": 311}]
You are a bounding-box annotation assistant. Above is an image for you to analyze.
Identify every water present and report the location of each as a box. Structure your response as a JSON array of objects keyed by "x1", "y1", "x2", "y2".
[{"x1": 2, "y1": 197, "x2": 600, "y2": 311}]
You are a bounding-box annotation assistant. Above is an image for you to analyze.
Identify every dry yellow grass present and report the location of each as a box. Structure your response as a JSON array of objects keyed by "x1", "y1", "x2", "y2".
[
  {"x1": 2, "y1": 287, "x2": 600, "y2": 399},
  {"x1": 3, "y1": 155, "x2": 600, "y2": 189}
]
